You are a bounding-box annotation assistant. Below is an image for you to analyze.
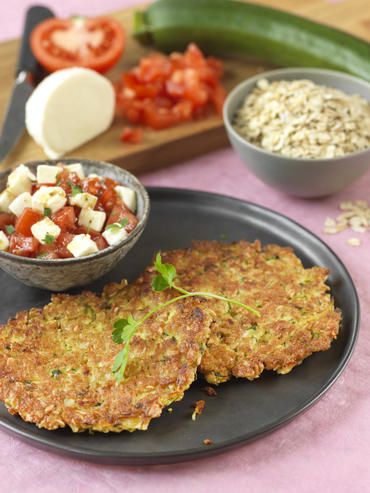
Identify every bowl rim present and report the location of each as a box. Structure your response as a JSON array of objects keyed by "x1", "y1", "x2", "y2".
[
  {"x1": 0, "y1": 158, "x2": 150, "y2": 266},
  {"x1": 223, "y1": 67, "x2": 370, "y2": 164}
]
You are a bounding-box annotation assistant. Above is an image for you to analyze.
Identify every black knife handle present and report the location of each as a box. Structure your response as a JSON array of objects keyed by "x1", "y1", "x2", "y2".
[{"x1": 16, "y1": 5, "x2": 54, "y2": 76}]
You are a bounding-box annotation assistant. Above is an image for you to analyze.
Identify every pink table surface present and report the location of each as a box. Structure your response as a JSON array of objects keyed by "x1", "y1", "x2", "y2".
[{"x1": 0, "y1": 1, "x2": 369, "y2": 492}]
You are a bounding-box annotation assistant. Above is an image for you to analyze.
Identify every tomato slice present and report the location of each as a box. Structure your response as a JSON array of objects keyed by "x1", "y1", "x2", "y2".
[
  {"x1": 52, "y1": 207, "x2": 77, "y2": 232},
  {"x1": 9, "y1": 234, "x2": 39, "y2": 257},
  {"x1": 107, "y1": 202, "x2": 138, "y2": 233},
  {"x1": 30, "y1": 16, "x2": 125, "y2": 73},
  {"x1": 15, "y1": 209, "x2": 44, "y2": 236},
  {"x1": 0, "y1": 213, "x2": 16, "y2": 232}
]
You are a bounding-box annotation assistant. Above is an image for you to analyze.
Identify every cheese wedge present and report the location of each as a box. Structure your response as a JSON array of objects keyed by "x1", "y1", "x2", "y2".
[{"x1": 25, "y1": 68, "x2": 115, "y2": 158}]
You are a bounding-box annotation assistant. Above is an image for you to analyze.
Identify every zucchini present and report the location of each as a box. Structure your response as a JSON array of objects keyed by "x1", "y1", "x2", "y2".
[{"x1": 134, "y1": 0, "x2": 370, "y2": 81}]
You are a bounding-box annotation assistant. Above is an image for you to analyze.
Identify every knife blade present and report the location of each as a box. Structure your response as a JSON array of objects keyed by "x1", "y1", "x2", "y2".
[{"x1": 0, "y1": 6, "x2": 54, "y2": 163}]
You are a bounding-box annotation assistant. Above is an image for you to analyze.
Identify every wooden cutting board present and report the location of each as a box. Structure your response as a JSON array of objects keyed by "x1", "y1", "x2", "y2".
[{"x1": 0, "y1": 0, "x2": 369, "y2": 174}]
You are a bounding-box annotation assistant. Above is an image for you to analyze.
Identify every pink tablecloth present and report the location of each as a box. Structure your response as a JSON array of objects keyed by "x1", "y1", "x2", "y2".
[{"x1": 0, "y1": 1, "x2": 369, "y2": 492}]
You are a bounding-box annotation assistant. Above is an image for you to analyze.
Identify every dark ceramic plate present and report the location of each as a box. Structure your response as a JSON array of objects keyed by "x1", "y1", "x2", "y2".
[{"x1": 0, "y1": 188, "x2": 359, "y2": 465}]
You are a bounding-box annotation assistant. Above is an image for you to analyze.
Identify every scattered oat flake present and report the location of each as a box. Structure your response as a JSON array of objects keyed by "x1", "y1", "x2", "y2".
[
  {"x1": 192, "y1": 400, "x2": 205, "y2": 421},
  {"x1": 203, "y1": 386, "x2": 218, "y2": 396},
  {"x1": 347, "y1": 237, "x2": 361, "y2": 246},
  {"x1": 323, "y1": 200, "x2": 370, "y2": 236},
  {"x1": 203, "y1": 438, "x2": 214, "y2": 446}
]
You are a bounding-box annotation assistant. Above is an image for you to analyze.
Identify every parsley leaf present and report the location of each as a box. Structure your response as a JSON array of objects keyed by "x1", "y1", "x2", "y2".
[
  {"x1": 71, "y1": 185, "x2": 82, "y2": 197},
  {"x1": 106, "y1": 218, "x2": 128, "y2": 231},
  {"x1": 112, "y1": 316, "x2": 138, "y2": 344},
  {"x1": 151, "y1": 275, "x2": 170, "y2": 292},
  {"x1": 43, "y1": 233, "x2": 55, "y2": 245},
  {"x1": 152, "y1": 253, "x2": 177, "y2": 291},
  {"x1": 5, "y1": 225, "x2": 15, "y2": 234},
  {"x1": 44, "y1": 207, "x2": 52, "y2": 217}
]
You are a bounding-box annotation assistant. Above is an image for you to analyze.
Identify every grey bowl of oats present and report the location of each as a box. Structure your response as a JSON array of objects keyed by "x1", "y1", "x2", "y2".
[{"x1": 224, "y1": 68, "x2": 370, "y2": 198}]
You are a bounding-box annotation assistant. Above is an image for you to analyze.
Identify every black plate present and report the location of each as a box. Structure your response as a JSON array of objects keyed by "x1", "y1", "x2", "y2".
[{"x1": 0, "y1": 188, "x2": 359, "y2": 465}]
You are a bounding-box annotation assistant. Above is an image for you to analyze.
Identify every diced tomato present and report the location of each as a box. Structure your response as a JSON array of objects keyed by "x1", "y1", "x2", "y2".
[
  {"x1": 115, "y1": 43, "x2": 225, "y2": 132},
  {"x1": 91, "y1": 233, "x2": 108, "y2": 250},
  {"x1": 0, "y1": 213, "x2": 16, "y2": 232},
  {"x1": 15, "y1": 209, "x2": 43, "y2": 236},
  {"x1": 9, "y1": 233, "x2": 39, "y2": 257},
  {"x1": 38, "y1": 243, "x2": 59, "y2": 259},
  {"x1": 98, "y1": 188, "x2": 117, "y2": 214},
  {"x1": 107, "y1": 202, "x2": 138, "y2": 233},
  {"x1": 52, "y1": 207, "x2": 76, "y2": 232},
  {"x1": 82, "y1": 177, "x2": 104, "y2": 196},
  {"x1": 120, "y1": 127, "x2": 143, "y2": 144},
  {"x1": 56, "y1": 168, "x2": 81, "y2": 195},
  {"x1": 103, "y1": 177, "x2": 119, "y2": 189},
  {"x1": 55, "y1": 232, "x2": 75, "y2": 258}
]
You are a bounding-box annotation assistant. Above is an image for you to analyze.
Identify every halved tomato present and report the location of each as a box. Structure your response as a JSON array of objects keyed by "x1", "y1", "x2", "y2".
[
  {"x1": 31, "y1": 16, "x2": 125, "y2": 73},
  {"x1": 15, "y1": 209, "x2": 44, "y2": 236}
]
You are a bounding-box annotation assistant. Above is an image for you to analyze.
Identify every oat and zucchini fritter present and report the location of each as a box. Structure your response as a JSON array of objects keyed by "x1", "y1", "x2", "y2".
[
  {"x1": 105, "y1": 241, "x2": 341, "y2": 385},
  {"x1": 0, "y1": 291, "x2": 211, "y2": 432}
]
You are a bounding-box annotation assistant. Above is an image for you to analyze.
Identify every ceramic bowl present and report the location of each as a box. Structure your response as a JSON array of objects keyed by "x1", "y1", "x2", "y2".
[
  {"x1": 0, "y1": 159, "x2": 150, "y2": 291},
  {"x1": 223, "y1": 68, "x2": 370, "y2": 198}
]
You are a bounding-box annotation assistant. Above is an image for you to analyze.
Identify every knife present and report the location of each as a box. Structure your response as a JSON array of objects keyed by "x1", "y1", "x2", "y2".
[{"x1": 0, "y1": 6, "x2": 54, "y2": 163}]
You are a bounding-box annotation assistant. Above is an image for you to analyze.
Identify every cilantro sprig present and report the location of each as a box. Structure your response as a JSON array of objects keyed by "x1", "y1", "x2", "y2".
[{"x1": 112, "y1": 253, "x2": 260, "y2": 383}]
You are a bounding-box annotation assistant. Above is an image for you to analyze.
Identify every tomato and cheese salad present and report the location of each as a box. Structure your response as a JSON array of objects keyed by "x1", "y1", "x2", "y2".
[{"x1": 0, "y1": 163, "x2": 138, "y2": 259}]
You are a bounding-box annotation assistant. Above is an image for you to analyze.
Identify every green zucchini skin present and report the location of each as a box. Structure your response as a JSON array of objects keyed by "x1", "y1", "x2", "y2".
[{"x1": 133, "y1": 0, "x2": 370, "y2": 81}]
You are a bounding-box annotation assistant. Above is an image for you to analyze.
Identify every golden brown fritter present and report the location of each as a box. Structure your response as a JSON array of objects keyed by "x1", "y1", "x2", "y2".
[
  {"x1": 0, "y1": 290, "x2": 211, "y2": 432},
  {"x1": 104, "y1": 241, "x2": 341, "y2": 385}
]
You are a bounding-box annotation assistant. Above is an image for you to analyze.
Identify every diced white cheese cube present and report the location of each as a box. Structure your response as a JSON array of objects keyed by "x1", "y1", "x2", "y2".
[
  {"x1": 0, "y1": 231, "x2": 9, "y2": 251},
  {"x1": 115, "y1": 186, "x2": 137, "y2": 212},
  {"x1": 88, "y1": 173, "x2": 100, "y2": 179},
  {"x1": 67, "y1": 234, "x2": 98, "y2": 258},
  {"x1": 7, "y1": 164, "x2": 35, "y2": 196},
  {"x1": 0, "y1": 189, "x2": 16, "y2": 212},
  {"x1": 78, "y1": 208, "x2": 106, "y2": 232},
  {"x1": 36, "y1": 165, "x2": 61, "y2": 184},
  {"x1": 66, "y1": 163, "x2": 85, "y2": 179},
  {"x1": 70, "y1": 192, "x2": 97, "y2": 209},
  {"x1": 102, "y1": 224, "x2": 129, "y2": 246},
  {"x1": 32, "y1": 186, "x2": 67, "y2": 214},
  {"x1": 31, "y1": 217, "x2": 61, "y2": 245},
  {"x1": 8, "y1": 192, "x2": 32, "y2": 217}
]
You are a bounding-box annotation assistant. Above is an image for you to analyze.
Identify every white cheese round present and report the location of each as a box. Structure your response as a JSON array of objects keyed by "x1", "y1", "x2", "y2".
[{"x1": 25, "y1": 68, "x2": 115, "y2": 158}]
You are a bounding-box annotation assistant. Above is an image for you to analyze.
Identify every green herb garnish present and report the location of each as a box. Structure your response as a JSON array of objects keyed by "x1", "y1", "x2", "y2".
[
  {"x1": 106, "y1": 218, "x2": 128, "y2": 231},
  {"x1": 112, "y1": 253, "x2": 260, "y2": 383},
  {"x1": 44, "y1": 233, "x2": 56, "y2": 245},
  {"x1": 51, "y1": 369, "x2": 62, "y2": 378},
  {"x1": 71, "y1": 185, "x2": 82, "y2": 197},
  {"x1": 44, "y1": 207, "x2": 52, "y2": 217},
  {"x1": 5, "y1": 225, "x2": 15, "y2": 234}
]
